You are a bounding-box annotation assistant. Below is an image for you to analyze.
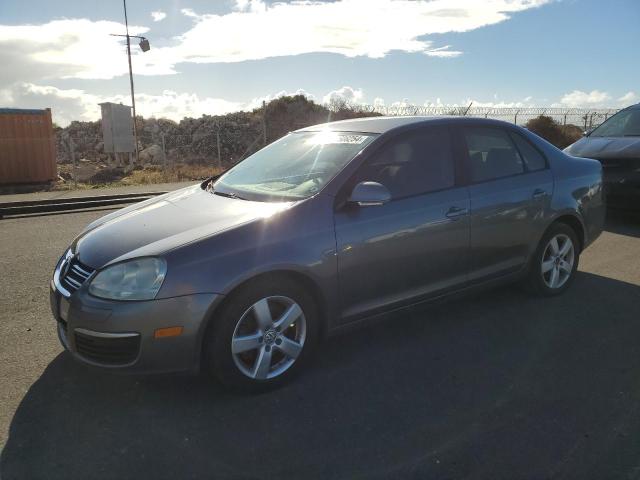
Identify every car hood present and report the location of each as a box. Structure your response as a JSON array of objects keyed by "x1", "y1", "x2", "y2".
[
  {"x1": 74, "y1": 184, "x2": 293, "y2": 268},
  {"x1": 564, "y1": 136, "x2": 640, "y2": 160}
]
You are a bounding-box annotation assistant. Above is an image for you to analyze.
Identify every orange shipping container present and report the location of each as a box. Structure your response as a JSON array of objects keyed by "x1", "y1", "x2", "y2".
[{"x1": 0, "y1": 108, "x2": 57, "y2": 185}]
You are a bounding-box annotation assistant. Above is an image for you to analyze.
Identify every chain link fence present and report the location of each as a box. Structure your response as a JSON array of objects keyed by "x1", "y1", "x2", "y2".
[
  {"x1": 54, "y1": 105, "x2": 620, "y2": 185},
  {"x1": 355, "y1": 105, "x2": 620, "y2": 130}
]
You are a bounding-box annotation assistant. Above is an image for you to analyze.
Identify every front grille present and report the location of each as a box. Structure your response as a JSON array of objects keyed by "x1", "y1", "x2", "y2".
[
  {"x1": 61, "y1": 257, "x2": 94, "y2": 295},
  {"x1": 74, "y1": 330, "x2": 140, "y2": 365}
]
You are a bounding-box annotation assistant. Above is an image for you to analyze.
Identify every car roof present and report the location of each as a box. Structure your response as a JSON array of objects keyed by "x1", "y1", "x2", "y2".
[{"x1": 296, "y1": 115, "x2": 516, "y2": 134}]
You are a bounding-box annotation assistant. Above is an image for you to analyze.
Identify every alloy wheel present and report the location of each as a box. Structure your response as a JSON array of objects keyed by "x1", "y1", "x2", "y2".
[
  {"x1": 541, "y1": 233, "x2": 575, "y2": 289},
  {"x1": 231, "y1": 296, "x2": 307, "y2": 380}
]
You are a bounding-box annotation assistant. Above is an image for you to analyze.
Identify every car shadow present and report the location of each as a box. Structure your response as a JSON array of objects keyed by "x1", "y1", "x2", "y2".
[
  {"x1": 3, "y1": 272, "x2": 640, "y2": 480},
  {"x1": 605, "y1": 208, "x2": 640, "y2": 238}
]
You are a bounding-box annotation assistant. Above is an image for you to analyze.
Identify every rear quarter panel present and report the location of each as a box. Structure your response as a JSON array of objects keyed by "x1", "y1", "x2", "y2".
[{"x1": 525, "y1": 130, "x2": 605, "y2": 249}]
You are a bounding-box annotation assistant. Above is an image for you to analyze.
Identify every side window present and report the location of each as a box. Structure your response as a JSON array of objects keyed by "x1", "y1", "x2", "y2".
[
  {"x1": 509, "y1": 131, "x2": 547, "y2": 172},
  {"x1": 354, "y1": 128, "x2": 454, "y2": 198},
  {"x1": 464, "y1": 127, "x2": 524, "y2": 183}
]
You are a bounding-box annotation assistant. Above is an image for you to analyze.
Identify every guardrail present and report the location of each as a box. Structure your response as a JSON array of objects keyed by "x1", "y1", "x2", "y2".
[{"x1": 0, "y1": 191, "x2": 166, "y2": 219}]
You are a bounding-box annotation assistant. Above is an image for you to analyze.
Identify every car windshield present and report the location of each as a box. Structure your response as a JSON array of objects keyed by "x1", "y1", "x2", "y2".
[
  {"x1": 213, "y1": 131, "x2": 377, "y2": 202},
  {"x1": 590, "y1": 109, "x2": 640, "y2": 137}
]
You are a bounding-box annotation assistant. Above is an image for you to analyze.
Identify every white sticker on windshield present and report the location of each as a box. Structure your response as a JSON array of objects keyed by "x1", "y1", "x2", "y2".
[{"x1": 307, "y1": 132, "x2": 369, "y2": 145}]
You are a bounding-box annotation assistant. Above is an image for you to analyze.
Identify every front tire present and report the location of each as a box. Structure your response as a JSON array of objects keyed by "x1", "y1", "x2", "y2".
[
  {"x1": 526, "y1": 222, "x2": 580, "y2": 296},
  {"x1": 204, "y1": 276, "x2": 319, "y2": 392}
]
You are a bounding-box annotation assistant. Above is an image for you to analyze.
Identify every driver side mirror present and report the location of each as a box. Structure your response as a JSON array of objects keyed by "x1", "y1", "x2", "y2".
[{"x1": 348, "y1": 181, "x2": 391, "y2": 206}]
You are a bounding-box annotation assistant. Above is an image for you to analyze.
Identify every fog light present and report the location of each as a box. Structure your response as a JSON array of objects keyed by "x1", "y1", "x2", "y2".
[{"x1": 154, "y1": 326, "x2": 183, "y2": 338}]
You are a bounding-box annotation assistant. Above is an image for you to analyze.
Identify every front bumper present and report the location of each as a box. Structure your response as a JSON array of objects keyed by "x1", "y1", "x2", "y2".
[{"x1": 50, "y1": 282, "x2": 220, "y2": 374}]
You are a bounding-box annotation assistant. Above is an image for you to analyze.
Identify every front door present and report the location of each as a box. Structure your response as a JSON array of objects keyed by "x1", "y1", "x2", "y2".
[{"x1": 334, "y1": 126, "x2": 471, "y2": 322}]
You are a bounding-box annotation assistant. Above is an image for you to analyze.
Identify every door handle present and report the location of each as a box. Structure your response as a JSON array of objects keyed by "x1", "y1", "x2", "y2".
[
  {"x1": 532, "y1": 188, "x2": 547, "y2": 199},
  {"x1": 445, "y1": 206, "x2": 468, "y2": 220}
]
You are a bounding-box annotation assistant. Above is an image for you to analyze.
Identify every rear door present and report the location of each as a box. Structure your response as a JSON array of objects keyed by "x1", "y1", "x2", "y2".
[
  {"x1": 459, "y1": 126, "x2": 553, "y2": 282},
  {"x1": 334, "y1": 126, "x2": 471, "y2": 322}
]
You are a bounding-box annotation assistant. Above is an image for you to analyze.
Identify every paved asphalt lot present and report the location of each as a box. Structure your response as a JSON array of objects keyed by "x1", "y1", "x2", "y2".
[
  {"x1": 1, "y1": 207, "x2": 640, "y2": 479},
  {"x1": 0, "y1": 181, "x2": 197, "y2": 203}
]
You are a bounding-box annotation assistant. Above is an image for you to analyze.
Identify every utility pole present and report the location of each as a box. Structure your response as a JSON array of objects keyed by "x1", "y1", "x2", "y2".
[
  {"x1": 111, "y1": 1, "x2": 150, "y2": 164},
  {"x1": 123, "y1": 0, "x2": 139, "y2": 164},
  {"x1": 262, "y1": 100, "x2": 267, "y2": 146},
  {"x1": 161, "y1": 132, "x2": 167, "y2": 167},
  {"x1": 216, "y1": 130, "x2": 222, "y2": 169}
]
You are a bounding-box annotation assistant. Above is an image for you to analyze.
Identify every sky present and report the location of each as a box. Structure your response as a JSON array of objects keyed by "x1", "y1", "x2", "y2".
[{"x1": 1, "y1": 0, "x2": 638, "y2": 126}]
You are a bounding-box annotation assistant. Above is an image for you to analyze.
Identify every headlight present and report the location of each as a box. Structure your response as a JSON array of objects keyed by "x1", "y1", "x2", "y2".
[{"x1": 88, "y1": 258, "x2": 167, "y2": 301}]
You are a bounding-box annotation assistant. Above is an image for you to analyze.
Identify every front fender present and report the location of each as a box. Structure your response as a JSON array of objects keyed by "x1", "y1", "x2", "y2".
[{"x1": 155, "y1": 194, "x2": 340, "y2": 327}]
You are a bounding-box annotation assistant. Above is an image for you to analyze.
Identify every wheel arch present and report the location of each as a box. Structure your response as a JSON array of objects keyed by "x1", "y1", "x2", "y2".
[
  {"x1": 549, "y1": 213, "x2": 586, "y2": 252},
  {"x1": 199, "y1": 269, "x2": 329, "y2": 365}
]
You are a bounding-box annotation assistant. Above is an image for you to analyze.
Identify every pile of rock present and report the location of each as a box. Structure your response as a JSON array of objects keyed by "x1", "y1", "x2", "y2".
[{"x1": 53, "y1": 95, "x2": 381, "y2": 169}]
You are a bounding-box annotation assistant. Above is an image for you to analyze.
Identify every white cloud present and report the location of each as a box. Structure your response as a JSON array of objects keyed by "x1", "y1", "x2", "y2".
[
  {"x1": 558, "y1": 90, "x2": 612, "y2": 108},
  {"x1": 423, "y1": 98, "x2": 445, "y2": 107},
  {"x1": 323, "y1": 86, "x2": 364, "y2": 105},
  {"x1": 246, "y1": 89, "x2": 315, "y2": 110},
  {"x1": 180, "y1": 8, "x2": 199, "y2": 18},
  {"x1": 8, "y1": 80, "x2": 634, "y2": 127},
  {"x1": 391, "y1": 99, "x2": 412, "y2": 108},
  {"x1": 0, "y1": 83, "x2": 105, "y2": 125},
  {"x1": 168, "y1": 0, "x2": 549, "y2": 65},
  {"x1": 373, "y1": 97, "x2": 386, "y2": 108},
  {"x1": 0, "y1": 19, "x2": 173, "y2": 82},
  {"x1": 3, "y1": 82, "x2": 374, "y2": 125},
  {"x1": 151, "y1": 11, "x2": 167, "y2": 22},
  {"x1": 423, "y1": 45, "x2": 463, "y2": 58},
  {"x1": 460, "y1": 96, "x2": 537, "y2": 108},
  {"x1": 234, "y1": 0, "x2": 266, "y2": 13},
  {"x1": 618, "y1": 91, "x2": 638, "y2": 104},
  {"x1": 1, "y1": 83, "x2": 242, "y2": 126},
  {"x1": 0, "y1": 0, "x2": 551, "y2": 83},
  {"x1": 134, "y1": 90, "x2": 242, "y2": 120},
  {"x1": 333, "y1": 94, "x2": 537, "y2": 111}
]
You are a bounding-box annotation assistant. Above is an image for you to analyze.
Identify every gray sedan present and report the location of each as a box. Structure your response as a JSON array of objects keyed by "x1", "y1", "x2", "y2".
[
  {"x1": 564, "y1": 102, "x2": 640, "y2": 209},
  {"x1": 50, "y1": 116, "x2": 605, "y2": 391}
]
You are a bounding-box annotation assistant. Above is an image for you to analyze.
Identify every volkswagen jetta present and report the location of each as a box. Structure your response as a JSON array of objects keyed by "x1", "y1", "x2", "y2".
[{"x1": 51, "y1": 116, "x2": 605, "y2": 391}]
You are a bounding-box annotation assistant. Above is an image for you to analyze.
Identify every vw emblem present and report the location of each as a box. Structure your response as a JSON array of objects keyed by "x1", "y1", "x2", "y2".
[
  {"x1": 60, "y1": 254, "x2": 74, "y2": 278},
  {"x1": 263, "y1": 329, "x2": 277, "y2": 345}
]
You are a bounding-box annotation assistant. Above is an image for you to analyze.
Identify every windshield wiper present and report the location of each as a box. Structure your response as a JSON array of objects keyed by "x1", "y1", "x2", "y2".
[{"x1": 212, "y1": 190, "x2": 248, "y2": 200}]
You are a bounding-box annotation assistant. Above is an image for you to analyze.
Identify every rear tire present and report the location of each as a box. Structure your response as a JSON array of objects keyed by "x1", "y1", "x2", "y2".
[
  {"x1": 204, "y1": 276, "x2": 319, "y2": 393},
  {"x1": 526, "y1": 222, "x2": 580, "y2": 296}
]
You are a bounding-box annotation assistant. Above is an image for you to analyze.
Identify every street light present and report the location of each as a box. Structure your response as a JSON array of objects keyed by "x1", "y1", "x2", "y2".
[
  {"x1": 110, "y1": 0, "x2": 151, "y2": 164},
  {"x1": 139, "y1": 38, "x2": 150, "y2": 52}
]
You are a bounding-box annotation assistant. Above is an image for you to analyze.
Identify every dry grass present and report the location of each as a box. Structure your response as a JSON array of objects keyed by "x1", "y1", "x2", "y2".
[
  {"x1": 48, "y1": 163, "x2": 224, "y2": 192},
  {"x1": 121, "y1": 165, "x2": 223, "y2": 185},
  {"x1": 51, "y1": 182, "x2": 95, "y2": 191}
]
